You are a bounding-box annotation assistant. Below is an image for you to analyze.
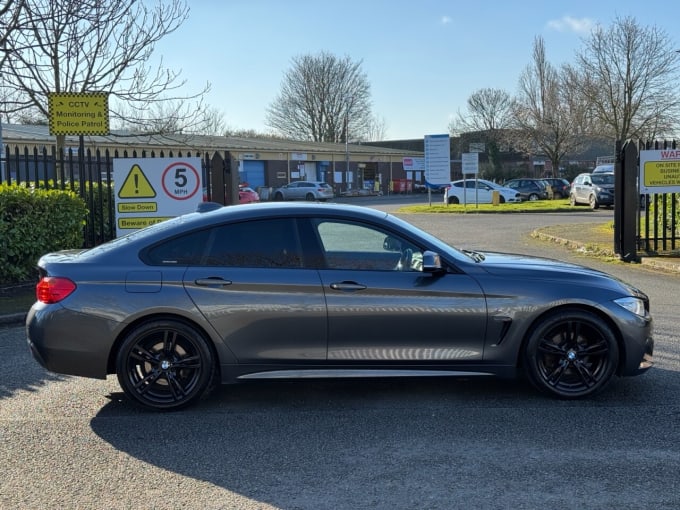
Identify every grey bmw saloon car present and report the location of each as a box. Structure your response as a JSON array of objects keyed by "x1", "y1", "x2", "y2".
[{"x1": 27, "y1": 202, "x2": 653, "y2": 410}]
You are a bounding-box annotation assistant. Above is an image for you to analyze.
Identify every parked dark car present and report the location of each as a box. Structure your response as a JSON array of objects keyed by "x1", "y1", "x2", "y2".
[
  {"x1": 570, "y1": 172, "x2": 615, "y2": 209},
  {"x1": 542, "y1": 178, "x2": 571, "y2": 199},
  {"x1": 27, "y1": 202, "x2": 653, "y2": 410},
  {"x1": 503, "y1": 178, "x2": 550, "y2": 201}
]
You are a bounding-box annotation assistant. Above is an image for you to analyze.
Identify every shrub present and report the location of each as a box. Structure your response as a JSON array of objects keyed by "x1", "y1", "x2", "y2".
[{"x1": 0, "y1": 184, "x2": 88, "y2": 283}]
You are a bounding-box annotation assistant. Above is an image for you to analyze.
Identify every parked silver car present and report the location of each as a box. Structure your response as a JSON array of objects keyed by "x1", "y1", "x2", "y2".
[
  {"x1": 27, "y1": 202, "x2": 653, "y2": 410},
  {"x1": 272, "y1": 181, "x2": 334, "y2": 201},
  {"x1": 570, "y1": 172, "x2": 615, "y2": 209}
]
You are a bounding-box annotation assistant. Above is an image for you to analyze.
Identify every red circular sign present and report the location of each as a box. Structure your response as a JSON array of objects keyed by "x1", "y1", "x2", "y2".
[{"x1": 161, "y1": 161, "x2": 200, "y2": 200}]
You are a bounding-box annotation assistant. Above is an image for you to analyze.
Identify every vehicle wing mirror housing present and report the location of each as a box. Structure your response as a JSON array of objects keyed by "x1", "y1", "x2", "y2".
[{"x1": 422, "y1": 250, "x2": 443, "y2": 273}]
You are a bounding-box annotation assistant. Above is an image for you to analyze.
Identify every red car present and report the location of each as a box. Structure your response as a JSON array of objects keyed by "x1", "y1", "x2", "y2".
[{"x1": 238, "y1": 185, "x2": 260, "y2": 204}]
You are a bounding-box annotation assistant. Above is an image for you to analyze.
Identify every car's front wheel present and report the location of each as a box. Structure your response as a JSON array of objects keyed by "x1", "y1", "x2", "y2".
[
  {"x1": 273, "y1": 192, "x2": 284, "y2": 201},
  {"x1": 569, "y1": 193, "x2": 577, "y2": 206},
  {"x1": 589, "y1": 194, "x2": 599, "y2": 210},
  {"x1": 528, "y1": 193, "x2": 539, "y2": 201},
  {"x1": 116, "y1": 319, "x2": 216, "y2": 410},
  {"x1": 523, "y1": 310, "x2": 619, "y2": 399}
]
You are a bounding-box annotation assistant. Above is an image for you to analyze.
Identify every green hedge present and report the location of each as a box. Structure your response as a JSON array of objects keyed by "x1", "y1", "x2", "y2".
[{"x1": 0, "y1": 184, "x2": 88, "y2": 283}]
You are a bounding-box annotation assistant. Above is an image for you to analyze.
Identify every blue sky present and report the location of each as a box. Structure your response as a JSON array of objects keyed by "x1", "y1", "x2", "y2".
[{"x1": 154, "y1": 0, "x2": 679, "y2": 140}]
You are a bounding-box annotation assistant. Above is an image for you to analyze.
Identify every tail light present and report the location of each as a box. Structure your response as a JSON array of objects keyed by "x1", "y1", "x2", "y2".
[{"x1": 36, "y1": 277, "x2": 76, "y2": 304}]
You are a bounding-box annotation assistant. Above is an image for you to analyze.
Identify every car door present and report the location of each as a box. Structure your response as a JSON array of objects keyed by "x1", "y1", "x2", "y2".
[
  {"x1": 309, "y1": 218, "x2": 487, "y2": 362},
  {"x1": 474, "y1": 182, "x2": 493, "y2": 203},
  {"x1": 282, "y1": 182, "x2": 298, "y2": 200},
  {"x1": 576, "y1": 175, "x2": 591, "y2": 202},
  {"x1": 182, "y1": 217, "x2": 327, "y2": 362}
]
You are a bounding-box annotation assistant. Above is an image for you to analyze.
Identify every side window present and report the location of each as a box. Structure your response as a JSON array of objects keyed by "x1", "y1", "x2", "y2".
[
  {"x1": 313, "y1": 219, "x2": 422, "y2": 271},
  {"x1": 205, "y1": 218, "x2": 302, "y2": 268},
  {"x1": 144, "y1": 229, "x2": 211, "y2": 265}
]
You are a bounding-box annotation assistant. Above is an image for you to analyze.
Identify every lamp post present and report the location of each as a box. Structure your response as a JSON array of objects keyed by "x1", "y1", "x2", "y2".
[{"x1": 345, "y1": 112, "x2": 349, "y2": 192}]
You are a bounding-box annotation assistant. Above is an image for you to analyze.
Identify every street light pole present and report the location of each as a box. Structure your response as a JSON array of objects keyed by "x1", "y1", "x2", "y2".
[{"x1": 344, "y1": 112, "x2": 350, "y2": 192}]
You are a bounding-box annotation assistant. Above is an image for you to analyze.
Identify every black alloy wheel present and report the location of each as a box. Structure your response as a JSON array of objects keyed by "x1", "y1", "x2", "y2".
[
  {"x1": 523, "y1": 310, "x2": 619, "y2": 399},
  {"x1": 116, "y1": 319, "x2": 216, "y2": 410},
  {"x1": 448, "y1": 196, "x2": 460, "y2": 204},
  {"x1": 305, "y1": 193, "x2": 315, "y2": 201}
]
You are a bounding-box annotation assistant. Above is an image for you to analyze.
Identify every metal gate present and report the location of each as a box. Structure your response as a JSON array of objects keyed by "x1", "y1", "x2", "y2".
[{"x1": 617, "y1": 139, "x2": 679, "y2": 261}]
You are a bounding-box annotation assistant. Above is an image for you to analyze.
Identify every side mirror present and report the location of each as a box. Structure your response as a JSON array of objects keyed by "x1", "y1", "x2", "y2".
[{"x1": 422, "y1": 250, "x2": 444, "y2": 273}]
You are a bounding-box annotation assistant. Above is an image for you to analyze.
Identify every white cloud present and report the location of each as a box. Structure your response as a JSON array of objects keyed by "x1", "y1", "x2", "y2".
[
  {"x1": 547, "y1": 16, "x2": 595, "y2": 33},
  {"x1": 441, "y1": 16, "x2": 452, "y2": 25}
]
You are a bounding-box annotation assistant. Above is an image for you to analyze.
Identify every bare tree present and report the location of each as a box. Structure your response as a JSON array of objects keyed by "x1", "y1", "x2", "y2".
[
  {"x1": 266, "y1": 51, "x2": 373, "y2": 142},
  {"x1": 0, "y1": 0, "x2": 211, "y2": 144},
  {"x1": 513, "y1": 36, "x2": 589, "y2": 176},
  {"x1": 574, "y1": 16, "x2": 680, "y2": 141},
  {"x1": 0, "y1": 0, "x2": 24, "y2": 66},
  {"x1": 450, "y1": 88, "x2": 514, "y2": 134},
  {"x1": 362, "y1": 114, "x2": 388, "y2": 142},
  {"x1": 449, "y1": 88, "x2": 514, "y2": 173},
  {"x1": 224, "y1": 127, "x2": 283, "y2": 139},
  {"x1": 117, "y1": 102, "x2": 226, "y2": 136}
]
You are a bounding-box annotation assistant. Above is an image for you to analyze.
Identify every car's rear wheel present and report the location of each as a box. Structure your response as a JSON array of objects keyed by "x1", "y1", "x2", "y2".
[
  {"x1": 589, "y1": 194, "x2": 599, "y2": 210},
  {"x1": 523, "y1": 310, "x2": 619, "y2": 399},
  {"x1": 305, "y1": 193, "x2": 315, "y2": 201},
  {"x1": 447, "y1": 196, "x2": 459, "y2": 204},
  {"x1": 116, "y1": 319, "x2": 216, "y2": 410}
]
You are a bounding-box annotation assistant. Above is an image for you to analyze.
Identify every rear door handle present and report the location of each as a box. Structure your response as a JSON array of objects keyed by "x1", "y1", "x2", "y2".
[{"x1": 195, "y1": 277, "x2": 232, "y2": 287}]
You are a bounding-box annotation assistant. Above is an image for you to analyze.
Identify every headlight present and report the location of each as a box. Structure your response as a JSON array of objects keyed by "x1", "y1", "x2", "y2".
[{"x1": 614, "y1": 297, "x2": 647, "y2": 317}]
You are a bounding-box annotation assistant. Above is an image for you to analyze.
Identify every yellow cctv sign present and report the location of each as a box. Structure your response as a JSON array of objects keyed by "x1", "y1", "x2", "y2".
[
  {"x1": 640, "y1": 149, "x2": 680, "y2": 194},
  {"x1": 48, "y1": 92, "x2": 110, "y2": 136}
]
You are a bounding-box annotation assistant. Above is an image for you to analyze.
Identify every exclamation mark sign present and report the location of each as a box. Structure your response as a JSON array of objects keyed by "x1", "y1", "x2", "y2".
[{"x1": 134, "y1": 174, "x2": 139, "y2": 194}]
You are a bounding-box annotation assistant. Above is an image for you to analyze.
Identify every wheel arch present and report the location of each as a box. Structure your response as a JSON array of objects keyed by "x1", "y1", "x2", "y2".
[
  {"x1": 106, "y1": 313, "x2": 222, "y2": 378},
  {"x1": 515, "y1": 303, "x2": 627, "y2": 375}
]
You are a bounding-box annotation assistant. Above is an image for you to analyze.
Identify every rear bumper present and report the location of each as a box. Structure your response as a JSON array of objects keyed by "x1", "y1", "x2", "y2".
[{"x1": 26, "y1": 304, "x2": 118, "y2": 379}]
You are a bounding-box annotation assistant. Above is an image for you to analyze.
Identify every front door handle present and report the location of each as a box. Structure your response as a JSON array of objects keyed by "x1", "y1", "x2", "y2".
[{"x1": 329, "y1": 281, "x2": 367, "y2": 292}]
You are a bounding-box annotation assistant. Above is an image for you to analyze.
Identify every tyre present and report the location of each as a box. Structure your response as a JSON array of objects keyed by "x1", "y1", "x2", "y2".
[
  {"x1": 589, "y1": 194, "x2": 599, "y2": 210},
  {"x1": 116, "y1": 319, "x2": 216, "y2": 410},
  {"x1": 305, "y1": 193, "x2": 315, "y2": 201},
  {"x1": 569, "y1": 194, "x2": 577, "y2": 206},
  {"x1": 528, "y1": 193, "x2": 539, "y2": 201},
  {"x1": 447, "y1": 196, "x2": 459, "y2": 204},
  {"x1": 273, "y1": 192, "x2": 284, "y2": 201},
  {"x1": 523, "y1": 310, "x2": 619, "y2": 399},
  {"x1": 499, "y1": 196, "x2": 506, "y2": 204}
]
